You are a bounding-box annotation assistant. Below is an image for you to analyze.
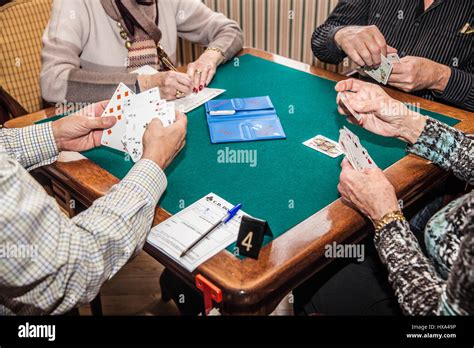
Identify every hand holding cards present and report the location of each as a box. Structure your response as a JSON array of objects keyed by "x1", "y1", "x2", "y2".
[
  {"x1": 339, "y1": 92, "x2": 362, "y2": 122},
  {"x1": 362, "y1": 53, "x2": 401, "y2": 85},
  {"x1": 100, "y1": 83, "x2": 176, "y2": 162}
]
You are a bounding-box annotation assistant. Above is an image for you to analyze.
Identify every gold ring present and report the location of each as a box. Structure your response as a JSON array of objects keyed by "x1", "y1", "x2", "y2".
[
  {"x1": 196, "y1": 70, "x2": 203, "y2": 75},
  {"x1": 176, "y1": 90, "x2": 185, "y2": 98}
]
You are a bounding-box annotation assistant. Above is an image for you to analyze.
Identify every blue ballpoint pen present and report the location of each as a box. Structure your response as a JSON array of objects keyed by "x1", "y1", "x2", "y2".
[{"x1": 180, "y1": 203, "x2": 242, "y2": 258}]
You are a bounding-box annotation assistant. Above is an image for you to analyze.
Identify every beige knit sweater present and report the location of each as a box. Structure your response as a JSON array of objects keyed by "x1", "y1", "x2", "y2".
[{"x1": 40, "y1": 0, "x2": 243, "y2": 104}]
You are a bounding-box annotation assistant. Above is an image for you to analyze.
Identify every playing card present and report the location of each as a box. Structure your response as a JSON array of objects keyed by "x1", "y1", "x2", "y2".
[
  {"x1": 126, "y1": 87, "x2": 161, "y2": 110},
  {"x1": 339, "y1": 127, "x2": 378, "y2": 170},
  {"x1": 339, "y1": 92, "x2": 362, "y2": 122},
  {"x1": 101, "y1": 83, "x2": 135, "y2": 151},
  {"x1": 124, "y1": 97, "x2": 176, "y2": 163},
  {"x1": 132, "y1": 65, "x2": 159, "y2": 75},
  {"x1": 387, "y1": 53, "x2": 401, "y2": 64},
  {"x1": 303, "y1": 135, "x2": 343, "y2": 158},
  {"x1": 174, "y1": 88, "x2": 226, "y2": 113},
  {"x1": 364, "y1": 55, "x2": 393, "y2": 85}
]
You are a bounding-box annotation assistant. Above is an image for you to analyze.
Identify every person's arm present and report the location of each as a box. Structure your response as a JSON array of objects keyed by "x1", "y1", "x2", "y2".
[
  {"x1": 311, "y1": 0, "x2": 370, "y2": 65},
  {"x1": 0, "y1": 124, "x2": 59, "y2": 171},
  {"x1": 388, "y1": 57, "x2": 474, "y2": 112},
  {"x1": 174, "y1": 0, "x2": 244, "y2": 62},
  {"x1": 40, "y1": 0, "x2": 138, "y2": 104},
  {"x1": 406, "y1": 118, "x2": 474, "y2": 185},
  {"x1": 433, "y1": 60, "x2": 474, "y2": 112},
  {"x1": 374, "y1": 212, "x2": 473, "y2": 315},
  {"x1": 0, "y1": 153, "x2": 166, "y2": 315}
]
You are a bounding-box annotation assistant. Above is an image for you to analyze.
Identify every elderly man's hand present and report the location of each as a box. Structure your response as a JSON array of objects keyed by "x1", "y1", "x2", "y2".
[
  {"x1": 52, "y1": 101, "x2": 117, "y2": 152},
  {"x1": 338, "y1": 159, "x2": 399, "y2": 221},
  {"x1": 142, "y1": 112, "x2": 188, "y2": 170},
  {"x1": 334, "y1": 25, "x2": 397, "y2": 68},
  {"x1": 388, "y1": 56, "x2": 451, "y2": 93}
]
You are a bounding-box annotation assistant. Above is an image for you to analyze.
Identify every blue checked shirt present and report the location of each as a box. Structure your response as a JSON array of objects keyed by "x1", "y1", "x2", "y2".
[{"x1": 0, "y1": 123, "x2": 167, "y2": 315}]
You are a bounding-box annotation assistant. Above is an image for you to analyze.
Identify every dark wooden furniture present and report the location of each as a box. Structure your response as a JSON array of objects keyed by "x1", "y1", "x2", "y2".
[{"x1": 6, "y1": 48, "x2": 474, "y2": 315}]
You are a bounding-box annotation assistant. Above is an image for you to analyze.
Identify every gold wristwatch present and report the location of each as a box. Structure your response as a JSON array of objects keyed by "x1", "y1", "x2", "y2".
[
  {"x1": 373, "y1": 211, "x2": 406, "y2": 234},
  {"x1": 205, "y1": 47, "x2": 225, "y2": 59}
]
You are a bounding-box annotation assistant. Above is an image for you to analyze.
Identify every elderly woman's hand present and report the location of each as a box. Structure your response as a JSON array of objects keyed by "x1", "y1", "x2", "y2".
[
  {"x1": 338, "y1": 159, "x2": 399, "y2": 221},
  {"x1": 138, "y1": 71, "x2": 193, "y2": 101},
  {"x1": 335, "y1": 79, "x2": 427, "y2": 144},
  {"x1": 187, "y1": 49, "x2": 224, "y2": 93}
]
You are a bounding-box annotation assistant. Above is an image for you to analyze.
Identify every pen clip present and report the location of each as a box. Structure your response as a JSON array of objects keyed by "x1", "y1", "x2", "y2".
[{"x1": 224, "y1": 203, "x2": 242, "y2": 224}]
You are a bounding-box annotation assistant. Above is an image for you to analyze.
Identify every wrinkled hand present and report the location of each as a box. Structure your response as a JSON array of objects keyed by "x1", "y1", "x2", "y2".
[
  {"x1": 338, "y1": 159, "x2": 399, "y2": 221},
  {"x1": 334, "y1": 25, "x2": 397, "y2": 68},
  {"x1": 187, "y1": 50, "x2": 224, "y2": 92},
  {"x1": 335, "y1": 79, "x2": 426, "y2": 144},
  {"x1": 138, "y1": 71, "x2": 193, "y2": 101},
  {"x1": 52, "y1": 101, "x2": 116, "y2": 152},
  {"x1": 388, "y1": 56, "x2": 451, "y2": 93},
  {"x1": 142, "y1": 112, "x2": 187, "y2": 170}
]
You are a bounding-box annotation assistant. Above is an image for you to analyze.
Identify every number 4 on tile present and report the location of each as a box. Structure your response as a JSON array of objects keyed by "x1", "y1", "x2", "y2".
[{"x1": 236, "y1": 216, "x2": 272, "y2": 259}]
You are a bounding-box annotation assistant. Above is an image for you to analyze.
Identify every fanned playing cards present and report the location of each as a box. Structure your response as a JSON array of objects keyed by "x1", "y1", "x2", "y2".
[
  {"x1": 339, "y1": 127, "x2": 378, "y2": 171},
  {"x1": 100, "y1": 84, "x2": 175, "y2": 162}
]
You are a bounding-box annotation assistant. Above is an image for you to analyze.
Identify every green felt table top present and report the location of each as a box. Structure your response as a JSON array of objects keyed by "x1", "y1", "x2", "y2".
[{"x1": 39, "y1": 54, "x2": 459, "y2": 252}]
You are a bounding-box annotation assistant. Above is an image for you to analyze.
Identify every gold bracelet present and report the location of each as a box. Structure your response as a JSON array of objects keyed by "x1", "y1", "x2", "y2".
[
  {"x1": 373, "y1": 211, "x2": 406, "y2": 234},
  {"x1": 205, "y1": 47, "x2": 225, "y2": 59}
]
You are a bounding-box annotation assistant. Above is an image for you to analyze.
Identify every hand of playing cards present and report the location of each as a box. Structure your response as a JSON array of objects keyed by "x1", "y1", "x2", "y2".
[
  {"x1": 100, "y1": 83, "x2": 176, "y2": 162},
  {"x1": 362, "y1": 53, "x2": 400, "y2": 85},
  {"x1": 339, "y1": 127, "x2": 377, "y2": 171}
]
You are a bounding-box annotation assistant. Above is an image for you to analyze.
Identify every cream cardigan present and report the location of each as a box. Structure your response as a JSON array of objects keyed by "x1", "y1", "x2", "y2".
[{"x1": 40, "y1": 0, "x2": 243, "y2": 103}]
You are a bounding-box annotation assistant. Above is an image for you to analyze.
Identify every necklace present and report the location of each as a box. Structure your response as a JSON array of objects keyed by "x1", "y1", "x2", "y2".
[{"x1": 117, "y1": 21, "x2": 132, "y2": 50}]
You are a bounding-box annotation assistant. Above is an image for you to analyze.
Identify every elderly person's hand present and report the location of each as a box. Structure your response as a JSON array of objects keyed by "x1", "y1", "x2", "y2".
[
  {"x1": 187, "y1": 49, "x2": 225, "y2": 93},
  {"x1": 388, "y1": 56, "x2": 451, "y2": 93},
  {"x1": 142, "y1": 112, "x2": 187, "y2": 170},
  {"x1": 138, "y1": 71, "x2": 193, "y2": 101},
  {"x1": 338, "y1": 159, "x2": 399, "y2": 220},
  {"x1": 334, "y1": 25, "x2": 398, "y2": 68},
  {"x1": 335, "y1": 79, "x2": 427, "y2": 144},
  {"x1": 52, "y1": 101, "x2": 116, "y2": 152}
]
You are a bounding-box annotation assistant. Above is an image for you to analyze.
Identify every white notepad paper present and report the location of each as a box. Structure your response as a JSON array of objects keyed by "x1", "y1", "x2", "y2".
[{"x1": 147, "y1": 193, "x2": 246, "y2": 271}]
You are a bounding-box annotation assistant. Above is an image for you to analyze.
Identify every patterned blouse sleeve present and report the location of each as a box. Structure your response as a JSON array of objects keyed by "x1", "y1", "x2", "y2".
[
  {"x1": 374, "y1": 215, "x2": 473, "y2": 315},
  {"x1": 406, "y1": 117, "x2": 473, "y2": 185}
]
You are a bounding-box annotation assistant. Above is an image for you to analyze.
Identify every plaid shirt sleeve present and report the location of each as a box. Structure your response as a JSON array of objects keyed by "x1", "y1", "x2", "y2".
[
  {"x1": 0, "y1": 126, "x2": 167, "y2": 315},
  {"x1": 0, "y1": 123, "x2": 59, "y2": 170}
]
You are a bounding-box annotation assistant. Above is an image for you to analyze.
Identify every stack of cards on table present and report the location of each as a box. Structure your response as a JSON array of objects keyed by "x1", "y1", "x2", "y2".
[
  {"x1": 339, "y1": 126, "x2": 377, "y2": 171},
  {"x1": 100, "y1": 83, "x2": 176, "y2": 162},
  {"x1": 362, "y1": 53, "x2": 400, "y2": 85}
]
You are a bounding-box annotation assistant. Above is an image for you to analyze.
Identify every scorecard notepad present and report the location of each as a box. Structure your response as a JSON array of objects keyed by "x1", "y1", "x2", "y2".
[
  {"x1": 205, "y1": 96, "x2": 286, "y2": 143},
  {"x1": 147, "y1": 193, "x2": 246, "y2": 271}
]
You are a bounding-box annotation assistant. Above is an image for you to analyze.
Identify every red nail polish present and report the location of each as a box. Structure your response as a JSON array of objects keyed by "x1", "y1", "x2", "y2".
[
  {"x1": 193, "y1": 88, "x2": 197, "y2": 93},
  {"x1": 199, "y1": 85, "x2": 203, "y2": 91}
]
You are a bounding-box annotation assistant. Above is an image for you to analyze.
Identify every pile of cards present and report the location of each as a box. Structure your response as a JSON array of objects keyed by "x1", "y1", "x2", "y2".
[
  {"x1": 101, "y1": 83, "x2": 176, "y2": 162},
  {"x1": 338, "y1": 126, "x2": 377, "y2": 171},
  {"x1": 362, "y1": 53, "x2": 400, "y2": 85}
]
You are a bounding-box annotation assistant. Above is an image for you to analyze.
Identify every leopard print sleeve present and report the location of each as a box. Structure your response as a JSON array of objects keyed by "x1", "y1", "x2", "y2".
[{"x1": 406, "y1": 117, "x2": 473, "y2": 185}]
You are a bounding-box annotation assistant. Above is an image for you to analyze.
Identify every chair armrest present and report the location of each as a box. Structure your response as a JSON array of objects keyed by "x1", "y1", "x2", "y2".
[{"x1": 0, "y1": 86, "x2": 28, "y2": 124}]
